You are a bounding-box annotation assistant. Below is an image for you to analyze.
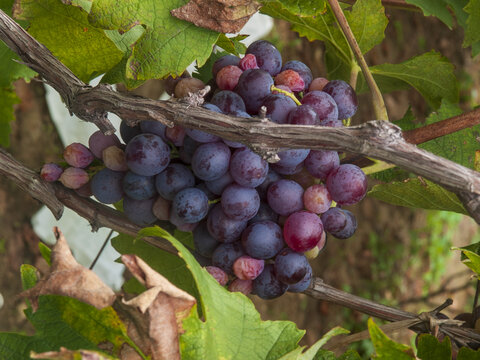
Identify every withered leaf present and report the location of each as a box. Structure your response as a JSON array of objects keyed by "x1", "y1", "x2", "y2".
[
  {"x1": 20, "y1": 227, "x2": 116, "y2": 310},
  {"x1": 121, "y1": 254, "x2": 196, "y2": 360},
  {"x1": 171, "y1": 0, "x2": 261, "y2": 33},
  {"x1": 31, "y1": 347, "x2": 115, "y2": 359}
]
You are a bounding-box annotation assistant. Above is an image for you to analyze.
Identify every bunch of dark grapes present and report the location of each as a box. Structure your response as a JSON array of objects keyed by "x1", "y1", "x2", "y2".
[{"x1": 40, "y1": 40, "x2": 365, "y2": 299}]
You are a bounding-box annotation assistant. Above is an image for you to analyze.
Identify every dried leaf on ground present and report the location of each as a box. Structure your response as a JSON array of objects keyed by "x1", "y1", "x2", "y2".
[
  {"x1": 171, "y1": 0, "x2": 261, "y2": 33},
  {"x1": 121, "y1": 254, "x2": 196, "y2": 360},
  {"x1": 20, "y1": 227, "x2": 116, "y2": 310}
]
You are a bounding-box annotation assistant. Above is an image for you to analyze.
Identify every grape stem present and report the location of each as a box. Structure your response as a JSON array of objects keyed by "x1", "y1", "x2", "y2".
[
  {"x1": 270, "y1": 85, "x2": 302, "y2": 106},
  {"x1": 327, "y1": 0, "x2": 389, "y2": 121}
]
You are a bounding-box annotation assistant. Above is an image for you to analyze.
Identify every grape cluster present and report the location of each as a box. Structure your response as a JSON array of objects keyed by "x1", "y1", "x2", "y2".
[{"x1": 40, "y1": 40, "x2": 366, "y2": 299}]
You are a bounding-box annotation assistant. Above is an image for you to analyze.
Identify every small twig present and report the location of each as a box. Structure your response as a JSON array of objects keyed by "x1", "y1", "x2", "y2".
[
  {"x1": 89, "y1": 229, "x2": 114, "y2": 270},
  {"x1": 327, "y1": 0, "x2": 388, "y2": 121}
]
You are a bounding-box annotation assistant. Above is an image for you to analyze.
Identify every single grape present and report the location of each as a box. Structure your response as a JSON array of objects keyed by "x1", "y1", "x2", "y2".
[
  {"x1": 185, "y1": 128, "x2": 220, "y2": 144},
  {"x1": 155, "y1": 163, "x2": 195, "y2": 200},
  {"x1": 248, "y1": 202, "x2": 279, "y2": 225},
  {"x1": 322, "y1": 80, "x2": 358, "y2": 119},
  {"x1": 303, "y1": 184, "x2": 332, "y2": 214},
  {"x1": 122, "y1": 171, "x2": 156, "y2": 201},
  {"x1": 330, "y1": 209, "x2": 357, "y2": 239},
  {"x1": 276, "y1": 149, "x2": 310, "y2": 168},
  {"x1": 88, "y1": 131, "x2": 121, "y2": 159},
  {"x1": 193, "y1": 221, "x2": 220, "y2": 258},
  {"x1": 267, "y1": 179, "x2": 304, "y2": 216},
  {"x1": 239, "y1": 54, "x2": 258, "y2": 70},
  {"x1": 270, "y1": 162, "x2": 304, "y2": 176},
  {"x1": 301, "y1": 90, "x2": 338, "y2": 121},
  {"x1": 287, "y1": 264, "x2": 312, "y2": 293},
  {"x1": 281, "y1": 60, "x2": 313, "y2": 90},
  {"x1": 211, "y1": 242, "x2": 245, "y2": 274},
  {"x1": 274, "y1": 248, "x2": 309, "y2": 284},
  {"x1": 252, "y1": 264, "x2": 288, "y2": 300},
  {"x1": 212, "y1": 54, "x2": 241, "y2": 78},
  {"x1": 59, "y1": 167, "x2": 89, "y2": 189},
  {"x1": 140, "y1": 120, "x2": 167, "y2": 141},
  {"x1": 241, "y1": 220, "x2": 284, "y2": 259},
  {"x1": 102, "y1": 146, "x2": 128, "y2": 172},
  {"x1": 246, "y1": 40, "x2": 282, "y2": 76},
  {"x1": 228, "y1": 278, "x2": 253, "y2": 295},
  {"x1": 304, "y1": 231, "x2": 326, "y2": 260},
  {"x1": 216, "y1": 65, "x2": 243, "y2": 91},
  {"x1": 205, "y1": 266, "x2": 228, "y2": 286},
  {"x1": 172, "y1": 187, "x2": 209, "y2": 223},
  {"x1": 233, "y1": 256, "x2": 264, "y2": 280},
  {"x1": 274, "y1": 69, "x2": 305, "y2": 92},
  {"x1": 63, "y1": 143, "x2": 94, "y2": 168},
  {"x1": 123, "y1": 196, "x2": 157, "y2": 226},
  {"x1": 211, "y1": 90, "x2": 246, "y2": 114},
  {"x1": 234, "y1": 69, "x2": 274, "y2": 114},
  {"x1": 308, "y1": 77, "x2": 329, "y2": 92},
  {"x1": 261, "y1": 94, "x2": 297, "y2": 124},
  {"x1": 152, "y1": 196, "x2": 170, "y2": 221},
  {"x1": 205, "y1": 171, "x2": 234, "y2": 195},
  {"x1": 91, "y1": 168, "x2": 124, "y2": 204},
  {"x1": 287, "y1": 104, "x2": 320, "y2": 125},
  {"x1": 40, "y1": 163, "x2": 63, "y2": 182},
  {"x1": 283, "y1": 211, "x2": 324, "y2": 252},
  {"x1": 125, "y1": 134, "x2": 170, "y2": 177},
  {"x1": 326, "y1": 164, "x2": 367, "y2": 205},
  {"x1": 174, "y1": 77, "x2": 205, "y2": 98},
  {"x1": 207, "y1": 204, "x2": 247, "y2": 243},
  {"x1": 304, "y1": 150, "x2": 340, "y2": 181},
  {"x1": 165, "y1": 125, "x2": 186, "y2": 146},
  {"x1": 164, "y1": 71, "x2": 190, "y2": 95},
  {"x1": 192, "y1": 142, "x2": 231, "y2": 181},
  {"x1": 221, "y1": 184, "x2": 260, "y2": 221},
  {"x1": 256, "y1": 169, "x2": 282, "y2": 200},
  {"x1": 120, "y1": 121, "x2": 142, "y2": 143},
  {"x1": 320, "y1": 207, "x2": 348, "y2": 234},
  {"x1": 230, "y1": 147, "x2": 268, "y2": 188}
]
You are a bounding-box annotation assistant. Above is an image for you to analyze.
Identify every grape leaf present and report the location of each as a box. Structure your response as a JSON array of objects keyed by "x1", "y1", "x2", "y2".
[
  {"x1": 88, "y1": 0, "x2": 219, "y2": 80},
  {"x1": 216, "y1": 34, "x2": 248, "y2": 56},
  {"x1": 368, "y1": 178, "x2": 468, "y2": 215},
  {"x1": 193, "y1": 51, "x2": 229, "y2": 83},
  {"x1": 416, "y1": 334, "x2": 451, "y2": 360},
  {"x1": 404, "y1": 0, "x2": 455, "y2": 27},
  {"x1": 261, "y1": 0, "x2": 327, "y2": 16},
  {"x1": 0, "y1": 87, "x2": 19, "y2": 147},
  {"x1": 464, "y1": 0, "x2": 480, "y2": 48},
  {"x1": 458, "y1": 347, "x2": 480, "y2": 359},
  {"x1": 139, "y1": 226, "x2": 305, "y2": 360},
  {"x1": 368, "y1": 318, "x2": 415, "y2": 359},
  {"x1": 13, "y1": 0, "x2": 123, "y2": 83},
  {"x1": 452, "y1": 245, "x2": 480, "y2": 277}
]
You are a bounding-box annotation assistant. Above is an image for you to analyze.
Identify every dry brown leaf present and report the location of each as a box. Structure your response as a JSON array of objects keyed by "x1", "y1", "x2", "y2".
[
  {"x1": 121, "y1": 254, "x2": 196, "y2": 360},
  {"x1": 20, "y1": 227, "x2": 116, "y2": 310},
  {"x1": 31, "y1": 347, "x2": 114, "y2": 359},
  {"x1": 171, "y1": 0, "x2": 261, "y2": 33}
]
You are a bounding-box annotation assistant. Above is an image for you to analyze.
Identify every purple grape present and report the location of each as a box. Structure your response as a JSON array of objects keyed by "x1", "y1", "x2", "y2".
[
  {"x1": 248, "y1": 202, "x2": 279, "y2": 225},
  {"x1": 178, "y1": 136, "x2": 199, "y2": 165},
  {"x1": 122, "y1": 171, "x2": 156, "y2": 201},
  {"x1": 140, "y1": 120, "x2": 167, "y2": 141},
  {"x1": 233, "y1": 256, "x2": 264, "y2": 280},
  {"x1": 120, "y1": 121, "x2": 142, "y2": 143},
  {"x1": 322, "y1": 80, "x2": 358, "y2": 120},
  {"x1": 303, "y1": 184, "x2": 332, "y2": 214},
  {"x1": 252, "y1": 264, "x2": 288, "y2": 299},
  {"x1": 169, "y1": 210, "x2": 198, "y2": 232},
  {"x1": 329, "y1": 209, "x2": 357, "y2": 239},
  {"x1": 185, "y1": 128, "x2": 220, "y2": 143},
  {"x1": 320, "y1": 207, "x2": 348, "y2": 234},
  {"x1": 123, "y1": 196, "x2": 157, "y2": 226},
  {"x1": 155, "y1": 163, "x2": 195, "y2": 201},
  {"x1": 125, "y1": 134, "x2": 170, "y2": 177},
  {"x1": 288, "y1": 264, "x2": 312, "y2": 293},
  {"x1": 304, "y1": 150, "x2": 340, "y2": 181},
  {"x1": 246, "y1": 40, "x2": 282, "y2": 76},
  {"x1": 267, "y1": 179, "x2": 304, "y2": 216},
  {"x1": 152, "y1": 196, "x2": 170, "y2": 221},
  {"x1": 41, "y1": 163, "x2": 63, "y2": 182},
  {"x1": 88, "y1": 131, "x2": 121, "y2": 159},
  {"x1": 234, "y1": 69, "x2": 274, "y2": 114},
  {"x1": 281, "y1": 60, "x2": 313, "y2": 90},
  {"x1": 309, "y1": 77, "x2": 329, "y2": 92},
  {"x1": 274, "y1": 70, "x2": 305, "y2": 92},
  {"x1": 63, "y1": 143, "x2": 94, "y2": 168},
  {"x1": 205, "y1": 171, "x2": 234, "y2": 195},
  {"x1": 211, "y1": 242, "x2": 245, "y2": 275},
  {"x1": 192, "y1": 142, "x2": 231, "y2": 181},
  {"x1": 91, "y1": 168, "x2": 124, "y2": 204},
  {"x1": 319, "y1": 119, "x2": 344, "y2": 127},
  {"x1": 241, "y1": 220, "x2": 284, "y2": 259},
  {"x1": 301, "y1": 91, "x2": 338, "y2": 121},
  {"x1": 228, "y1": 278, "x2": 253, "y2": 295},
  {"x1": 172, "y1": 187, "x2": 209, "y2": 223},
  {"x1": 102, "y1": 146, "x2": 128, "y2": 172},
  {"x1": 274, "y1": 249, "x2": 309, "y2": 284},
  {"x1": 230, "y1": 147, "x2": 268, "y2": 188},
  {"x1": 239, "y1": 53, "x2": 258, "y2": 71},
  {"x1": 283, "y1": 211, "x2": 324, "y2": 252},
  {"x1": 206, "y1": 266, "x2": 229, "y2": 286},
  {"x1": 212, "y1": 54, "x2": 241, "y2": 78},
  {"x1": 211, "y1": 90, "x2": 246, "y2": 114},
  {"x1": 270, "y1": 162, "x2": 304, "y2": 176},
  {"x1": 287, "y1": 104, "x2": 319, "y2": 125},
  {"x1": 216, "y1": 65, "x2": 243, "y2": 90},
  {"x1": 276, "y1": 149, "x2": 310, "y2": 168},
  {"x1": 261, "y1": 94, "x2": 297, "y2": 124},
  {"x1": 203, "y1": 103, "x2": 223, "y2": 113},
  {"x1": 207, "y1": 204, "x2": 247, "y2": 243},
  {"x1": 256, "y1": 169, "x2": 282, "y2": 200},
  {"x1": 59, "y1": 167, "x2": 89, "y2": 189},
  {"x1": 326, "y1": 164, "x2": 367, "y2": 205},
  {"x1": 194, "y1": 221, "x2": 220, "y2": 258},
  {"x1": 221, "y1": 184, "x2": 260, "y2": 221},
  {"x1": 165, "y1": 125, "x2": 186, "y2": 146}
]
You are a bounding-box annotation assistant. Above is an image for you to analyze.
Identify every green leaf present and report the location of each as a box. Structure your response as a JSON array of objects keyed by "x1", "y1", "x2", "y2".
[
  {"x1": 88, "y1": 0, "x2": 219, "y2": 80},
  {"x1": 0, "y1": 295, "x2": 136, "y2": 359},
  {"x1": 0, "y1": 87, "x2": 19, "y2": 147},
  {"x1": 193, "y1": 51, "x2": 228, "y2": 83},
  {"x1": 215, "y1": 34, "x2": 248, "y2": 56},
  {"x1": 139, "y1": 226, "x2": 305, "y2": 360},
  {"x1": 38, "y1": 242, "x2": 52, "y2": 266},
  {"x1": 416, "y1": 334, "x2": 451, "y2": 360},
  {"x1": 368, "y1": 318, "x2": 414, "y2": 359},
  {"x1": 20, "y1": 264, "x2": 38, "y2": 291},
  {"x1": 404, "y1": 0, "x2": 454, "y2": 27},
  {"x1": 361, "y1": 51, "x2": 459, "y2": 109},
  {"x1": 111, "y1": 233, "x2": 199, "y2": 302},
  {"x1": 15, "y1": 0, "x2": 123, "y2": 82},
  {"x1": 368, "y1": 178, "x2": 468, "y2": 214},
  {"x1": 260, "y1": 0, "x2": 326, "y2": 16},
  {"x1": 458, "y1": 346, "x2": 480, "y2": 359},
  {"x1": 174, "y1": 229, "x2": 194, "y2": 249},
  {"x1": 122, "y1": 277, "x2": 146, "y2": 295},
  {"x1": 452, "y1": 245, "x2": 480, "y2": 277},
  {"x1": 464, "y1": 0, "x2": 480, "y2": 48}
]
